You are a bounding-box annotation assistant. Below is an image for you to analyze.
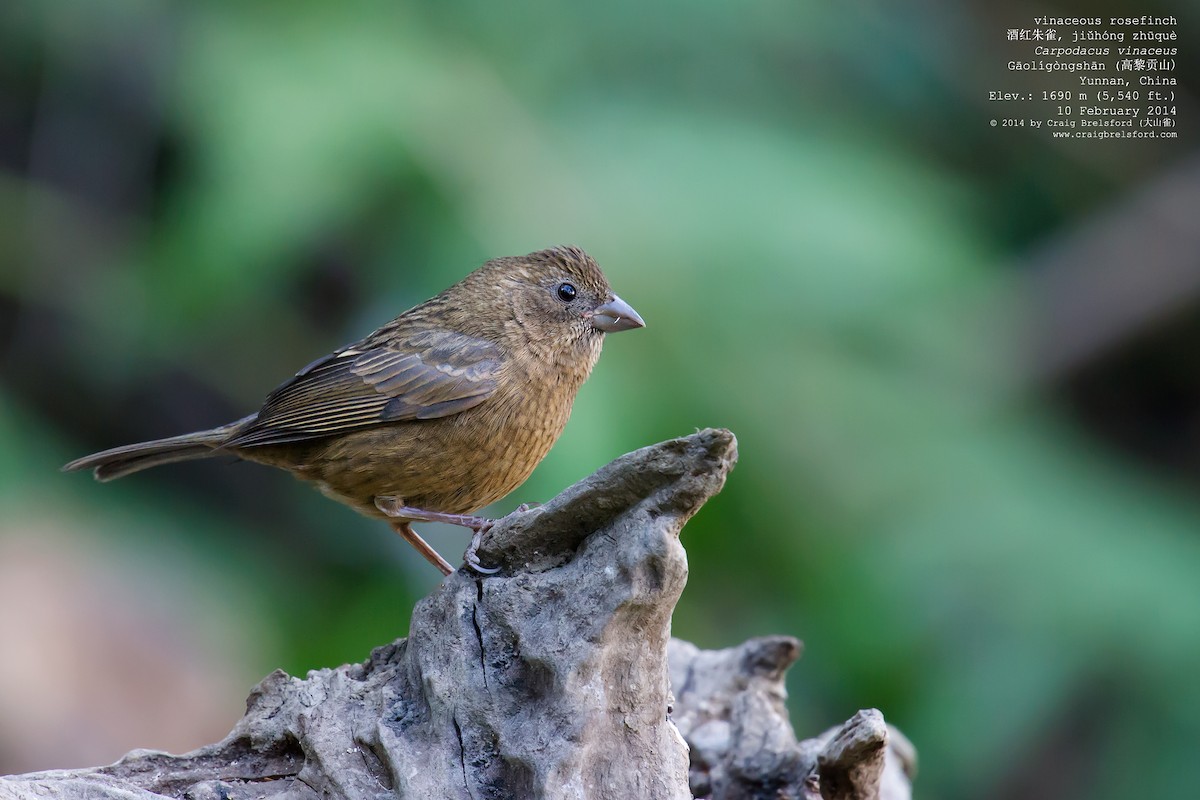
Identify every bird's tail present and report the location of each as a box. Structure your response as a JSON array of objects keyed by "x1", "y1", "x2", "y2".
[{"x1": 63, "y1": 417, "x2": 253, "y2": 482}]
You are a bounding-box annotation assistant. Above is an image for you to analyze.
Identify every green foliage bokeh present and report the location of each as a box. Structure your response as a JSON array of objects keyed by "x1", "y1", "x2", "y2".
[{"x1": 1, "y1": 1, "x2": 1197, "y2": 797}]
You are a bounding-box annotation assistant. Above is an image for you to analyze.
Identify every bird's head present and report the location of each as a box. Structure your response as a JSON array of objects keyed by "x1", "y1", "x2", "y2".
[
  {"x1": 517, "y1": 245, "x2": 644, "y2": 335},
  {"x1": 464, "y1": 246, "x2": 645, "y2": 353}
]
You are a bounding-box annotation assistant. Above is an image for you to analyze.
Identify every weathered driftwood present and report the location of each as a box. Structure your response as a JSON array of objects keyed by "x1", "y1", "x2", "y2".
[
  {"x1": 0, "y1": 429, "x2": 915, "y2": 800},
  {"x1": 669, "y1": 639, "x2": 915, "y2": 800}
]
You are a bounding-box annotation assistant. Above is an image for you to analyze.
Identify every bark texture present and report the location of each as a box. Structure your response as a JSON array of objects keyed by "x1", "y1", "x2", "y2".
[{"x1": 0, "y1": 429, "x2": 916, "y2": 800}]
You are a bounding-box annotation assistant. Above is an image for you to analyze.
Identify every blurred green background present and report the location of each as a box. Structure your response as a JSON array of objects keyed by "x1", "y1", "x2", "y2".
[{"x1": 1, "y1": 0, "x2": 1197, "y2": 796}]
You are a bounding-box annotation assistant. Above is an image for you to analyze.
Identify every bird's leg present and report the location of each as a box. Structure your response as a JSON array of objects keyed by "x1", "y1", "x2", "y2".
[
  {"x1": 388, "y1": 520, "x2": 454, "y2": 576},
  {"x1": 382, "y1": 506, "x2": 495, "y2": 530},
  {"x1": 376, "y1": 499, "x2": 500, "y2": 575}
]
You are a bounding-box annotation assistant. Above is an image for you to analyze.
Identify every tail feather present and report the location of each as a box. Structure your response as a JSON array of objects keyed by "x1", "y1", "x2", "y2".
[{"x1": 63, "y1": 417, "x2": 253, "y2": 482}]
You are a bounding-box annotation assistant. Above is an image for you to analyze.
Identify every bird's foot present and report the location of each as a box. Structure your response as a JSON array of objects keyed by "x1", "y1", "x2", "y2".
[
  {"x1": 464, "y1": 522, "x2": 501, "y2": 575},
  {"x1": 375, "y1": 498, "x2": 500, "y2": 574},
  {"x1": 459, "y1": 502, "x2": 537, "y2": 573}
]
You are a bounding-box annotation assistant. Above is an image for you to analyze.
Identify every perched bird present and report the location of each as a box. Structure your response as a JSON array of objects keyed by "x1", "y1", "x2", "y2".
[{"x1": 64, "y1": 246, "x2": 644, "y2": 575}]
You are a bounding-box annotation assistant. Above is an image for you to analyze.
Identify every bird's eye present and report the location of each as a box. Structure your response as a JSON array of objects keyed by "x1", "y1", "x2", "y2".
[{"x1": 556, "y1": 282, "x2": 577, "y2": 303}]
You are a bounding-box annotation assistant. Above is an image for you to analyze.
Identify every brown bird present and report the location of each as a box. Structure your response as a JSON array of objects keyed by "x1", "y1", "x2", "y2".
[{"x1": 64, "y1": 246, "x2": 644, "y2": 575}]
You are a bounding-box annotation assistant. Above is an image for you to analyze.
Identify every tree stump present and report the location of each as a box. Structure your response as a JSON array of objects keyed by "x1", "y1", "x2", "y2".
[{"x1": 0, "y1": 429, "x2": 915, "y2": 800}]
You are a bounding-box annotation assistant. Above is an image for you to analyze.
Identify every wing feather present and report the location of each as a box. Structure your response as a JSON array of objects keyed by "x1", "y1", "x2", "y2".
[{"x1": 226, "y1": 329, "x2": 504, "y2": 448}]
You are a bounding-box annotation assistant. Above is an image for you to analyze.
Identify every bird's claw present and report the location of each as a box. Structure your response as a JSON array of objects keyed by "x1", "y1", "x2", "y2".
[
  {"x1": 464, "y1": 521, "x2": 501, "y2": 575},
  {"x1": 465, "y1": 550, "x2": 501, "y2": 575},
  {"x1": 463, "y1": 503, "x2": 538, "y2": 573}
]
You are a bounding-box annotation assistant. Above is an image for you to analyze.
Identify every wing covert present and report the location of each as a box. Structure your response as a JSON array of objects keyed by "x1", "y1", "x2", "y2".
[{"x1": 226, "y1": 329, "x2": 504, "y2": 448}]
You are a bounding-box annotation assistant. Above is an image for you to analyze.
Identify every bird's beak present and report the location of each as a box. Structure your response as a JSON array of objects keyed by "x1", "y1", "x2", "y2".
[{"x1": 590, "y1": 295, "x2": 645, "y2": 333}]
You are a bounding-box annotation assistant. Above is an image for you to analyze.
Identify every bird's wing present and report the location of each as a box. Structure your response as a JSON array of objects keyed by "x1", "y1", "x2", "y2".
[{"x1": 225, "y1": 329, "x2": 505, "y2": 448}]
